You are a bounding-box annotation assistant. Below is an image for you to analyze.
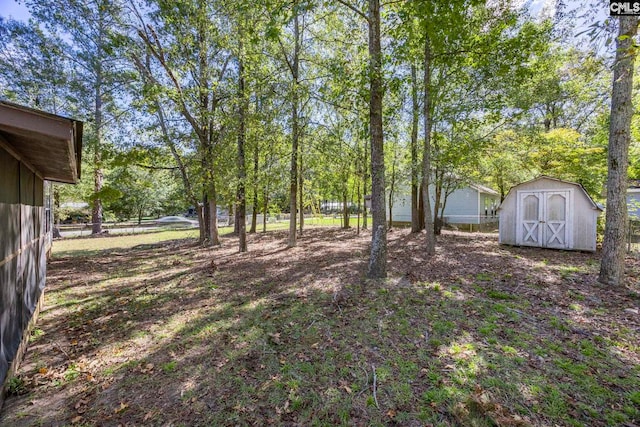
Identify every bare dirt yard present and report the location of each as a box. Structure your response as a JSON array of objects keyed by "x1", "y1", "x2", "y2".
[{"x1": 1, "y1": 228, "x2": 639, "y2": 426}]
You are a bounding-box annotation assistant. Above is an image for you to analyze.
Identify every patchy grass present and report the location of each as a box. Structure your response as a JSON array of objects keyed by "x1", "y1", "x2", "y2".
[
  {"x1": 1, "y1": 229, "x2": 639, "y2": 426},
  {"x1": 51, "y1": 217, "x2": 352, "y2": 258},
  {"x1": 52, "y1": 229, "x2": 200, "y2": 257}
]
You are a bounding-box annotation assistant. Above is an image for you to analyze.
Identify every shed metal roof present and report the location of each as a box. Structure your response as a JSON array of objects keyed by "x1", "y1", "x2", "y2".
[
  {"x1": 498, "y1": 175, "x2": 602, "y2": 211},
  {"x1": 0, "y1": 101, "x2": 82, "y2": 184}
]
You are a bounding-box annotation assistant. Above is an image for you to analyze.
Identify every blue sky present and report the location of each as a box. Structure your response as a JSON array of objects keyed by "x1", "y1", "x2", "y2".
[
  {"x1": 0, "y1": 0, "x2": 30, "y2": 21},
  {"x1": 0, "y1": 0, "x2": 611, "y2": 44}
]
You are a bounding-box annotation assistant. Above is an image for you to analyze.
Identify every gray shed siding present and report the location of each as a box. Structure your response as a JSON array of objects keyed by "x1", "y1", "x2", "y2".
[
  {"x1": 499, "y1": 177, "x2": 600, "y2": 251},
  {"x1": 0, "y1": 145, "x2": 50, "y2": 386}
]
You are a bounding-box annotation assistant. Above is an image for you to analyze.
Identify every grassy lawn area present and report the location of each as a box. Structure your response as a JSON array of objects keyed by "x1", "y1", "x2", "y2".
[
  {"x1": 52, "y1": 216, "x2": 351, "y2": 257},
  {"x1": 52, "y1": 229, "x2": 201, "y2": 257},
  {"x1": 2, "y1": 228, "x2": 639, "y2": 426}
]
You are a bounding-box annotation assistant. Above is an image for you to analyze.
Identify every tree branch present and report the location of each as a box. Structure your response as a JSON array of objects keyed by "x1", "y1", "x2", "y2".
[{"x1": 335, "y1": 0, "x2": 370, "y2": 23}]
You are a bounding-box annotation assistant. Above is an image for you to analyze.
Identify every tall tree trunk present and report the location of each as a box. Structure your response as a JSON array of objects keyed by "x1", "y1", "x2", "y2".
[
  {"x1": 196, "y1": 204, "x2": 205, "y2": 241},
  {"x1": 388, "y1": 151, "x2": 396, "y2": 229},
  {"x1": 250, "y1": 140, "x2": 258, "y2": 233},
  {"x1": 367, "y1": 0, "x2": 387, "y2": 278},
  {"x1": 236, "y1": 45, "x2": 247, "y2": 252},
  {"x1": 410, "y1": 63, "x2": 420, "y2": 233},
  {"x1": 209, "y1": 196, "x2": 219, "y2": 245},
  {"x1": 357, "y1": 176, "x2": 361, "y2": 234},
  {"x1": 288, "y1": 11, "x2": 301, "y2": 248},
  {"x1": 203, "y1": 191, "x2": 211, "y2": 241},
  {"x1": 363, "y1": 139, "x2": 369, "y2": 229},
  {"x1": 207, "y1": 179, "x2": 220, "y2": 246},
  {"x1": 599, "y1": 16, "x2": 638, "y2": 286},
  {"x1": 433, "y1": 172, "x2": 442, "y2": 235},
  {"x1": 418, "y1": 183, "x2": 425, "y2": 230},
  {"x1": 421, "y1": 36, "x2": 436, "y2": 255},
  {"x1": 91, "y1": 36, "x2": 104, "y2": 235},
  {"x1": 92, "y1": 150, "x2": 103, "y2": 234},
  {"x1": 299, "y1": 135, "x2": 304, "y2": 234},
  {"x1": 263, "y1": 185, "x2": 268, "y2": 233},
  {"x1": 343, "y1": 190, "x2": 350, "y2": 228}
]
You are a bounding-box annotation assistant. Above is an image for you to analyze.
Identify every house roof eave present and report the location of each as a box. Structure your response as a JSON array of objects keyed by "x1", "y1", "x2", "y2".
[{"x1": 0, "y1": 101, "x2": 82, "y2": 183}]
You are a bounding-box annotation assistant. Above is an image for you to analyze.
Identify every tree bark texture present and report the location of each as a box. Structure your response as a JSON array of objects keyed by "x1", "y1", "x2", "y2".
[
  {"x1": 236, "y1": 45, "x2": 247, "y2": 252},
  {"x1": 366, "y1": 0, "x2": 387, "y2": 278},
  {"x1": 343, "y1": 190, "x2": 350, "y2": 228},
  {"x1": 299, "y1": 136, "x2": 304, "y2": 233},
  {"x1": 288, "y1": 11, "x2": 301, "y2": 248},
  {"x1": 250, "y1": 140, "x2": 258, "y2": 233},
  {"x1": 263, "y1": 186, "x2": 268, "y2": 233},
  {"x1": 91, "y1": 17, "x2": 104, "y2": 235},
  {"x1": 599, "y1": 16, "x2": 638, "y2": 286},
  {"x1": 421, "y1": 36, "x2": 436, "y2": 255},
  {"x1": 363, "y1": 139, "x2": 369, "y2": 229},
  {"x1": 209, "y1": 182, "x2": 220, "y2": 245},
  {"x1": 410, "y1": 63, "x2": 421, "y2": 233}
]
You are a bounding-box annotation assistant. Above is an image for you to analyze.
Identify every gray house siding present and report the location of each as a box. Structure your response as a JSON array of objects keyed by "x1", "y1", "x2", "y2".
[
  {"x1": 390, "y1": 184, "x2": 500, "y2": 226},
  {"x1": 628, "y1": 190, "x2": 640, "y2": 220},
  {"x1": 0, "y1": 146, "x2": 49, "y2": 387},
  {"x1": 0, "y1": 102, "x2": 82, "y2": 408}
]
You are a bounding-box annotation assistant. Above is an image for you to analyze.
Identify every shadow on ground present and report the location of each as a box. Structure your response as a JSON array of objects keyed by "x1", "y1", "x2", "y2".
[{"x1": 1, "y1": 228, "x2": 638, "y2": 426}]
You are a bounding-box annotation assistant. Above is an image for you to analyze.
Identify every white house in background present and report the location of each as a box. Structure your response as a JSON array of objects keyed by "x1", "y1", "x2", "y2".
[
  {"x1": 498, "y1": 176, "x2": 602, "y2": 252},
  {"x1": 628, "y1": 186, "x2": 640, "y2": 220},
  {"x1": 390, "y1": 183, "x2": 500, "y2": 228}
]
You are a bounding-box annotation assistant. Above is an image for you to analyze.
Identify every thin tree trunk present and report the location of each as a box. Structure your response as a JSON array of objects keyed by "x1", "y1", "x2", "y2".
[
  {"x1": 209, "y1": 196, "x2": 219, "y2": 245},
  {"x1": 363, "y1": 139, "x2": 369, "y2": 229},
  {"x1": 357, "y1": 177, "x2": 361, "y2": 235},
  {"x1": 367, "y1": 0, "x2": 387, "y2": 278},
  {"x1": 299, "y1": 135, "x2": 304, "y2": 234},
  {"x1": 236, "y1": 44, "x2": 247, "y2": 252},
  {"x1": 263, "y1": 186, "x2": 268, "y2": 233},
  {"x1": 599, "y1": 16, "x2": 638, "y2": 286},
  {"x1": 250, "y1": 140, "x2": 258, "y2": 233},
  {"x1": 433, "y1": 173, "x2": 442, "y2": 235},
  {"x1": 92, "y1": 152, "x2": 103, "y2": 234},
  {"x1": 418, "y1": 182, "x2": 425, "y2": 230},
  {"x1": 196, "y1": 204, "x2": 205, "y2": 241},
  {"x1": 410, "y1": 63, "x2": 420, "y2": 233},
  {"x1": 288, "y1": 11, "x2": 301, "y2": 248},
  {"x1": 421, "y1": 35, "x2": 436, "y2": 255},
  {"x1": 388, "y1": 150, "x2": 396, "y2": 230},
  {"x1": 203, "y1": 191, "x2": 211, "y2": 242},
  {"x1": 91, "y1": 29, "x2": 104, "y2": 235},
  {"x1": 343, "y1": 190, "x2": 350, "y2": 228}
]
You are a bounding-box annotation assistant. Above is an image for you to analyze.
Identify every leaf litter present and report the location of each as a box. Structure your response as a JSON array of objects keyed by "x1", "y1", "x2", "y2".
[{"x1": 0, "y1": 228, "x2": 638, "y2": 426}]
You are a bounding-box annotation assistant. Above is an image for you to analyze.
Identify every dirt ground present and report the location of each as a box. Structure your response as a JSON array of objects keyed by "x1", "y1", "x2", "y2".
[{"x1": 1, "y1": 228, "x2": 639, "y2": 426}]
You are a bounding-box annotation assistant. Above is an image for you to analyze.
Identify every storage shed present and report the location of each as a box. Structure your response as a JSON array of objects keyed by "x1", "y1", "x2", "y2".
[
  {"x1": 498, "y1": 176, "x2": 601, "y2": 252},
  {"x1": 0, "y1": 101, "x2": 82, "y2": 404}
]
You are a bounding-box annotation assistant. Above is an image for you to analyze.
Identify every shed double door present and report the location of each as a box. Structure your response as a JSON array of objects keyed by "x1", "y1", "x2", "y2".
[{"x1": 517, "y1": 191, "x2": 571, "y2": 249}]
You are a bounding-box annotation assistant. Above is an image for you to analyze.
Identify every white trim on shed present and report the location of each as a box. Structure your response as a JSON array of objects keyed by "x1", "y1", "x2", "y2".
[{"x1": 498, "y1": 176, "x2": 601, "y2": 252}]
